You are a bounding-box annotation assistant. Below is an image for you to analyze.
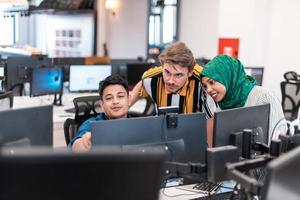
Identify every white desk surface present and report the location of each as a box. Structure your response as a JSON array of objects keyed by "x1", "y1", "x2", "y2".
[
  {"x1": 13, "y1": 93, "x2": 147, "y2": 148},
  {"x1": 14, "y1": 93, "x2": 95, "y2": 122}
]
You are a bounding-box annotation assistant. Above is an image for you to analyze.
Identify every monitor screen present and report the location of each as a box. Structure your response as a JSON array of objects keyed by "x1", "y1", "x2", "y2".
[
  {"x1": 245, "y1": 67, "x2": 264, "y2": 86},
  {"x1": 110, "y1": 59, "x2": 143, "y2": 75},
  {"x1": 30, "y1": 67, "x2": 64, "y2": 97},
  {"x1": 213, "y1": 104, "x2": 270, "y2": 147},
  {"x1": 69, "y1": 65, "x2": 112, "y2": 92},
  {"x1": 126, "y1": 63, "x2": 154, "y2": 88},
  {"x1": 0, "y1": 148, "x2": 164, "y2": 200},
  {"x1": 0, "y1": 105, "x2": 53, "y2": 147},
  {"x1": 262, "y1": 146, "x2": 300, "y2": 200},
  {"x1": 91, "y1": 113, "x2": 207, "y2": 164}
]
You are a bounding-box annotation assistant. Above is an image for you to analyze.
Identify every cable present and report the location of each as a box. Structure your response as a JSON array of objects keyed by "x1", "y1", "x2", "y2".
[{"x1": 271, "y1": 117, "x2": 288, "y2": 141}]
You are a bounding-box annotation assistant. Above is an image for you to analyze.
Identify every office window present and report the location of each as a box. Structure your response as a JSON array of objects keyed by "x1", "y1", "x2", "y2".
[
  {"x1": 0, "y1": 15, "x2": 16, "y2": 46},
  {"x1": 148, "y1": 0, "x2": 179, "y2": 55},
  {"x1": 149, "y1": 15, "x2": 160, "y2": 45},
  {"x1": 162, "y1": 5, "x2": 177, "y2": 44}
]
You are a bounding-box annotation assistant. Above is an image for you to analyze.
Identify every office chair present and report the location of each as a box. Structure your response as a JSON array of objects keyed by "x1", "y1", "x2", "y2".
[
  {"x1": 63, "y1": 95, "x2": 101, "y2": 145},
  {"x1": 128, "y1": 96, "x2": 156, "y2": 117},
  {"x1": 0, "y1": 91, "x2": 13, "y2": 110},
  {"x1": 280, "y1": 71, "x2": 300, "y2": 120}
]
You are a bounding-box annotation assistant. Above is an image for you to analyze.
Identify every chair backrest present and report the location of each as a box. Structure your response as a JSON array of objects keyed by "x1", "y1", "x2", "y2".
[
  {"x1": 280, "y1": 71, "x2": 300, "y2": 120},
  {"x1": 128, "y1": 96, "x2": 156, "y2": 117},
  {"x1": 0, "y1": 91, "x2": 13, "y2": 110},
  {"x1": 73, "y1": 95, "x2": 101, "y2": 120},
  {"x1": 63, "y1": 95, "x2": 101, "y2": 145}
]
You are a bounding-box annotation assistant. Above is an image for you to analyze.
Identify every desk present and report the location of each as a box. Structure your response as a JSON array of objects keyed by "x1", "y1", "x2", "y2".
[
  {"x1": 160, "y1": 181, "x2": 235, "y2": 200},
  {"x1": 13, "y1": 93, "x2": 147, "y2": 148}
]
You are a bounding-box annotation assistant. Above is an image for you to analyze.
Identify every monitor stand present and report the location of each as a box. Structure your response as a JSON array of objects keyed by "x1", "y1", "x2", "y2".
[{"x1": 53, "y1": 93, "x2": 62, "y2": 106}]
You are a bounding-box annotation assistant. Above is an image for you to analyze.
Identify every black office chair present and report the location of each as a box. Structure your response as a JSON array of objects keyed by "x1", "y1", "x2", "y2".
[
  {"x1": 128, "y1": 96, "x2": 156, "y2": 117},
  {"x1": 0, "y1": 91, "x2": 13, "y2": 110},
  {"x1": 280, "y1": 71, "x2": 300, "y2": 120},
  {"x1": 64, "y1": 96, "x2": 101, "y2": 145}
]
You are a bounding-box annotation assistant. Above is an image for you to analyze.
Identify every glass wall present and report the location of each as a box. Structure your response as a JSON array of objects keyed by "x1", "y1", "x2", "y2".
[{"x1": 148, "y1": 0, "x2": 179, "y2": 60}]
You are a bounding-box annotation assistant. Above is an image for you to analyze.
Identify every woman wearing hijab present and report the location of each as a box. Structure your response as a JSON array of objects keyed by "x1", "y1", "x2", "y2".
[{"x1": 201, "y1": 54, "x2": 286, "y2": 144}]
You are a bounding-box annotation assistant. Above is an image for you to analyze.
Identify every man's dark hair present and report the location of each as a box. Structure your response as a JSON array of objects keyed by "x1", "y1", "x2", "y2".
[{"x1": 99, "y1": 74, "x2": 129, "y2": 100}]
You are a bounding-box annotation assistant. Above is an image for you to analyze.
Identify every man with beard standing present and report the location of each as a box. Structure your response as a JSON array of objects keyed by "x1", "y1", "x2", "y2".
[{"x1": 130, "y1": 42, "x2": 216, "y2": 147}]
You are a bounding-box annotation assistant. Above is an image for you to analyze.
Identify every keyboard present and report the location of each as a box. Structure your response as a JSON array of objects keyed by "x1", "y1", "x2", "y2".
[
  {"x1": 160, "y1": 182, "x2": 236, "y2": 200},
  {"x1": 192, "y1": 191, "x2": 235, "y2": 200},
  {"x1": 177, "y1": 182, "x2": 220, "y2": 194},
  {"x1": 193, "y1": 182, "x2": 219, "y2": 193}
]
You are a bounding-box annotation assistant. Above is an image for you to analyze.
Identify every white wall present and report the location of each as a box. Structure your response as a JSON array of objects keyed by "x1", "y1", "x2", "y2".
[
  {"x1": 264, "y1": 0, "x2": 300, "y2": 97},
  {"x1": 178, "y1": 0, "x2": 299, "y2": 98},
  {"x1": 179, "y1": 0, "x2": 219, "y2": 59},
  {"x1": 97, "y1": 0, "x2": 107, "y2": 56},
  {"x1": 218, "y1": 0, "x2": 269, "y2": 66},
  {"x1": 103, "y1": 0, "x2": 148, "y2": 59}
]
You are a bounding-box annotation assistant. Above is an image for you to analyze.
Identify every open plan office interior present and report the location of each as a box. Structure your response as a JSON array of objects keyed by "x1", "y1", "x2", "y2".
[{"x1": 0, "y1": 0, "x2": 300, "y2": 200}]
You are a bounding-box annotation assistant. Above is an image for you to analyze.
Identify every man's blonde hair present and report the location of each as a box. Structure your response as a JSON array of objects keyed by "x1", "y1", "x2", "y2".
[{"x1": 158, "y1": 42, "x2": 196, "y2": 72}]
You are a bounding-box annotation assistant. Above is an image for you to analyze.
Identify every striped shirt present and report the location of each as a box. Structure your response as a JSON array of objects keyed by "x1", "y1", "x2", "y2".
[
  {"x1": 245, "y1": 86, "x2": 287, "y2": 144},
  {"x1": 140, "y1": 65, "x2": 216, "y2": 118}
]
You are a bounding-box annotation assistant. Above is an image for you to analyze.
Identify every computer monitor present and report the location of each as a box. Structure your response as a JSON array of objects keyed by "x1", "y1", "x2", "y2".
[
  {"x1": 195, "y1": 57, "x2": 211, "y2": 66},
  {"x1": 245, "y1": 67, "x2": 264, "y2": 86},
  {"x1": 0, "y1": 105, "x2": 53, "y2": 147},
  {"x1": 110, "y1": 58, "x2": 142, "y2": 75},
  {"x1": 52, "y1": 57, "x2": 85, "y2": 81},
  {"x1": 30, "y1": 67, "x2": 64, "y2": 97},
  {"x1": 91, "y1": 113, "x2": 207, "y2": 164},
  {"x1": 262, "y1": 146, "x2": 300, "y2": 200},
  {"x1": 69, "y1": 64, "x2": 112, "y2": 92},
  {"x1": 126, "y1": 63, "x2": 154, "y2": 88},
  {"x1": 4, "y1": 56, "x2": 51, "y2": 91},
  {"x1": 0, "y1": 148, "x2": 164, "y2": 200},
  {"x1": 213, "y1": 104, "x2": 270, "y2": 147}
]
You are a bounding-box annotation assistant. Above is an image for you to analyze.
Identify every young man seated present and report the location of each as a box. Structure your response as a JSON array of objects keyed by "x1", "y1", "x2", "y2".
[{"x1": 70, "y1": 74, "x2": 130, "y2": 152}]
